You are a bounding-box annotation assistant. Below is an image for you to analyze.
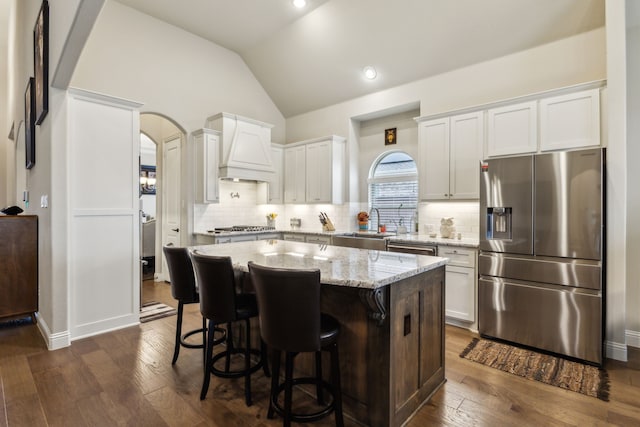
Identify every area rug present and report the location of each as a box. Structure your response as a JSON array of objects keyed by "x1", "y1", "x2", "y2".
[
  {"x1": 140, "y1": 302, "x2": 177, "y2": 323},
  {"x1": 460, "y1": 338, "x2": 609, "y2": 401}
]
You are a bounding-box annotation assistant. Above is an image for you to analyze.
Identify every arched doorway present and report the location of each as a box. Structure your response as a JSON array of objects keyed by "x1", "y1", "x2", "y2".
[{"x1": 139, "y1": 112, "x2": 187, "y2": 305}]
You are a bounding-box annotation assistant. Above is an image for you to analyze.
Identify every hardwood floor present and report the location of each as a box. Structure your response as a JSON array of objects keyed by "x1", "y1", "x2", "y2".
[{"x1": 0, "y1": 279, "x2": 638, "y2": 426}]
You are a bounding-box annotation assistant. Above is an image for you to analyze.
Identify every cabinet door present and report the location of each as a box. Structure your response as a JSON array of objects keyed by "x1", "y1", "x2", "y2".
[
  {"x1": 195, "y1": 131, "x2": 220, "y2": 203},
  {"x1": 306, "y1": 141, "x2": 332, "y2": 203},
  {"x1": 445, "y1": 265, "x2": 475, "y2": 322},
  {"x1": 486, "y1": 101, "x2": 537, "y2": 157},
  {"x1": 418, "y1": 118, "x2": 450, "y2": 200},
  {"x1": 268, "y1": 146, "x2": 284, "y2": 203},
  {"x1": 539, "y1": 88, "x2": 600, "y2": 152},
  {"x1": 284, "y1": 145, "x2": 306, "y2": 203},
  {"x1": 449, "y1": 112, "x2": 483, "y2": 199}
]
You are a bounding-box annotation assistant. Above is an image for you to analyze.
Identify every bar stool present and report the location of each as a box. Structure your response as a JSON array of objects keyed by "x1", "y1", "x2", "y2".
[
  {"x1": 190, "y1": 251, "x2": 269, "y2": 405},
  {"x1": 248, "y1": 261, "x2": 344, "y2": 427},
  {"x1": 163, "y1": 245, "x2": 225, "y2": 365}
]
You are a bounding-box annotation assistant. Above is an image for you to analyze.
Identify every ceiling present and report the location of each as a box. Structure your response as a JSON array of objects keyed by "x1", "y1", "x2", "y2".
[{"x1": 43, "y1": 1, "x2": 610, "y2": 118}]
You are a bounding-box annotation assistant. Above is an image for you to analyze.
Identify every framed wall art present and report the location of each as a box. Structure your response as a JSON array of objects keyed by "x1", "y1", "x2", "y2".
[
  {"x1": 25, "y1": 78, "x2": 35, "y2": 169},
  {"x1": 140, "y1": 165, "x2": 157, "y2": 195},
  {"x1": 385, "y1": 128, "x2": 397, "y2": 145},
  {"x1": 33, "y1": 0, "x2": 49, "y2": 125}
]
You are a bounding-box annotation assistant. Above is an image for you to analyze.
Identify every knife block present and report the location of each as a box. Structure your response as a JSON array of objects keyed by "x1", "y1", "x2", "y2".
[{"x1": 321, "y1": 215, "x2": 336, "y2": 232}]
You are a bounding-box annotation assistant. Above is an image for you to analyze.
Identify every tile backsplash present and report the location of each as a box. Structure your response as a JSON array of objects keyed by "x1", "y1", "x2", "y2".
[
  {"x1": 193, "y1": 181, "x2": 479, "y2": 238},
  {"x1": 419, "y1": 201, "x2": 479, "y2": 238}
]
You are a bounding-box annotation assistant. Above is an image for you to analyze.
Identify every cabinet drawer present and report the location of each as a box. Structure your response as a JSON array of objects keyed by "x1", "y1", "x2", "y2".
[
  {"x1": 283, "y1": 233, "x2": 305, "y2": 242},
  {"x1": 306, "y1": 235, "x2": 331, "y2": 245},
  {"x1": 438, "y1": 246, "x2": 476, "y2": 268}
]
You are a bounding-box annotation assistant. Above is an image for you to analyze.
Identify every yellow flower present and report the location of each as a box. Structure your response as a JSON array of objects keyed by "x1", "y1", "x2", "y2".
[{"x1": 266, "y1": 213, "x2": 277, "y2": 220}]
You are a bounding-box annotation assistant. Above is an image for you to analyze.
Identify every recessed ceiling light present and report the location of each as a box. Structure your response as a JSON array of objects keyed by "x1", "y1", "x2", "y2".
[
  {"x1": 293, "y1": 0, "x2": 306, "y2": 8},
  {"x1": 363, "y1": 66, "x2": 377, "y2": 80}
]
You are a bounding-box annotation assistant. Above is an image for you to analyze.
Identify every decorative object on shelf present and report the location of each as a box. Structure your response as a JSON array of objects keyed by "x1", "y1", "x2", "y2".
[
  {"x1": 229, "y1": 192, "x2": 240, "y2": 199},
  {"x1": 33, "y1": 0, "x2": 49, "y2": 125},
  {"x1": 1, "y1": 206, "x2": 24, "y2": 215},
  {"x1": 25, "y1": 77, "x2": 35, "y2": 169},
  {"x1": 440, "y1": 217, "x2": 456, "y2": 238},
  {"x1": 357, "y1": 211, "x2": 369, "y2": 230},
  {"x1": 266, "y1": 212, "x2": 277, "y2": 227},
  {"x1": 139, "y1": 165, "x2": 156, "y2": 194},
  {"x1": 385, "y1": 127, "x2": 397, "y2": 145},
  {"x1": 318, "y1": 212, "x2": 335, "y2": 231}
]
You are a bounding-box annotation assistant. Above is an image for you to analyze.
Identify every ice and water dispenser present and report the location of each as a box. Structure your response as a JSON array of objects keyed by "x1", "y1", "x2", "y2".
[{"x1": 486, "y1": 207, "x2": 512, "y2": 240}]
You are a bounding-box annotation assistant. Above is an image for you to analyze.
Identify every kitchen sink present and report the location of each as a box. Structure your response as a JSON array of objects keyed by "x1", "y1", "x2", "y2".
[{"x1": 331, "y1": 232, "x2": 390, "y2": 250}]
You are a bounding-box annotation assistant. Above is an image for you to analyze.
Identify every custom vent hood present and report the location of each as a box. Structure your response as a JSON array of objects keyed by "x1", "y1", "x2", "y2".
[{"x1": 206, "y1": 112, "x2": 275, "y2": 182}]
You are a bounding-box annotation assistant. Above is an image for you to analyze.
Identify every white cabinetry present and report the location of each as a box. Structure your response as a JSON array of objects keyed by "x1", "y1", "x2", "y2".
[
  {"x1": 259, "y1": 144, "x2": 284, "y2": 204},
  {"x1": 193, "y1": 128, "x2": 221, "y2": 203},
  {"x1": 284, "y1": 136, "x2": 346, "y2": 204},
  {"x1": 539, "y1": 88, "x2": 600, "y2": 152},
  {"x1": 284, "y1": 145, "x2": 306, "y2": 203},
  {"x1": 486, "y1": 101, "x2": 537, "y2": 158},
  {"x1": 418, "y1": 112, "x2": 482, "y2": 200},
  {"x1": 439, "y1": 245, "x2": 477, "y2": 328}
]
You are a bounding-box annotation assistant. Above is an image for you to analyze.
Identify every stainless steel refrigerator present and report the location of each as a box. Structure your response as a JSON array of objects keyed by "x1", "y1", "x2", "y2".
[{"x1": 479, "y1": 148, "x2": 604, "y2": 365}]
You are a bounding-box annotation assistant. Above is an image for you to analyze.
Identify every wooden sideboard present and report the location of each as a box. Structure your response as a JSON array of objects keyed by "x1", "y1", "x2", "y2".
[{"x1": 0, "y1": 215, "x2": 38, "y2": 320}]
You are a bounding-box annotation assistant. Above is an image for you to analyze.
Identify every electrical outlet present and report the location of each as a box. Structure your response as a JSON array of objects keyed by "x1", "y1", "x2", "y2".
[{"x1": 40, "y1": 195, "x2": 48, "y2": 208}]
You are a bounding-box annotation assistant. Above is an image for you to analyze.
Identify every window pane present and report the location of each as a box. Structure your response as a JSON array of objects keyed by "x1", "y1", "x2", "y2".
[{"x1": 369, "y1": 152, "x2": 418, "y2": 232}]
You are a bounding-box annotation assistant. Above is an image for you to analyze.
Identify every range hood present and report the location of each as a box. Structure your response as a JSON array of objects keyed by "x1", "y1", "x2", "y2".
[{"x1": 206, "y1": 112, "x2": 275, "y2": 182}]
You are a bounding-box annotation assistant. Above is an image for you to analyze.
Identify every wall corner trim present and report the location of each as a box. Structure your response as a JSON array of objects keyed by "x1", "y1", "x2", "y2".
[
  {"x1": 36, "y1": 313, "x2": 71, "y2": 350},
  {"x1": 605, "y1": 339, "x2": 628, "y2": 362}
]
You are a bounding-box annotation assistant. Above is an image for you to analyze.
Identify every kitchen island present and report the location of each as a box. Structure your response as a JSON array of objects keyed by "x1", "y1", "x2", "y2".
[{"x1": 191, "y1": 239, "x2": 447, "y2": 427}]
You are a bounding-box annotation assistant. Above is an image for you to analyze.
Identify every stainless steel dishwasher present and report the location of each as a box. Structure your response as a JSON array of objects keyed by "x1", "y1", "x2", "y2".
[{"x1": 387, "y1": 241, "x2": 438, "y2": 256}]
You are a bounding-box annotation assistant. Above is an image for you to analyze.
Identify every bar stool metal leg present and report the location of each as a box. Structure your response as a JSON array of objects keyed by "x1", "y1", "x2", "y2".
[
  {"x1": 330, "y1": 343, "x2": 344, "y2": 427},
  {"x1": 200, "y1": 319, "x2": 216, "y2": 400},
  {"x1": 244, "y1": 318, "x2": 252, "y2": 406},
  {"x1": 284, "y1": 352, "x2": 295, "y2": 427},
  {"x1": 315, "y1": 351, "x2": 325, "y2": 405},
  {"x1": 268, "y1": 349, "x2": 281, "y2": 419},
  {"x1": 172, "y1": 302, "x2": 185, "y2": 365}
]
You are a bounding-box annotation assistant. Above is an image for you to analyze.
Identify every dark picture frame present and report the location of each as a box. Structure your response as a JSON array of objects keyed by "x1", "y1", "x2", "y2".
[
  {"x1": 385, "y1": 128, "x2": 397, "y2": 145},
  {"x1": 140, "y1": 165, "x2": 157, "y2": 195},
  {"x1": 25, "y1": 78, "x2": 36, "y2": 169},
  {"x1": 33, "y1": 0, "x2": 49, "y2": 125}
]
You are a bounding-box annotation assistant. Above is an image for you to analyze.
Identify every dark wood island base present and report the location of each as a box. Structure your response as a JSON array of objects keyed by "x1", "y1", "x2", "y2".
[{"x1": 316, "y1": 266, "x2": 445, "y2": 427}]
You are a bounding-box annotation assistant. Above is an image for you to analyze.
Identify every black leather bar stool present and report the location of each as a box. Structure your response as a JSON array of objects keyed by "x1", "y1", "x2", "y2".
[
  {"x1": 248, "y1": 261, "x2": 344, "y2": 427},
  {"x1": 163, "y1": 245, "x2": 225, "y2": 365},
  {"x1": 190, "y1": 251, "x2": 269, "y2": 405}
]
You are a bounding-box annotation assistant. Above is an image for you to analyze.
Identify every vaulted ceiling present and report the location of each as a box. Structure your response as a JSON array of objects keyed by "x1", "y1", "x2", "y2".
[{"x1": 116, "y1": 0, "x2": 605, "y2": 118}]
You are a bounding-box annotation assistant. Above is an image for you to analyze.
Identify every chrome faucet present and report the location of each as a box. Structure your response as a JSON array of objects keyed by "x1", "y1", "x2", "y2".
[{"x1": 369, "y1": 207, "x2": 381, "y2": 232}]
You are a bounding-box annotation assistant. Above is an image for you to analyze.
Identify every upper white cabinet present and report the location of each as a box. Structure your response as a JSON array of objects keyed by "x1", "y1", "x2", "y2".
[
  {"x1": 284, "y1": 135, "x2": 346, "y2": 204},
  {"x1": 284, "y1": 145, "x2": 306, "y2": 203},
  {"x1": 486, "y1": 101, "x2": 537, "y2": 157},
  {"x1": 418, "y1": 111, "x2": 483, "y2": 201},
  {"x1": 193, "y1": 128, "x2": 221, "y2": 204},
  {"x1": 483, "y1": 83, "x2": 604, "y2": 158},
  {"x1": 258, "y1": 144, "x2": 284, "y2": 204},
  {"x1": 539, "y1": 88, "x2": 600, "y2": 152}
]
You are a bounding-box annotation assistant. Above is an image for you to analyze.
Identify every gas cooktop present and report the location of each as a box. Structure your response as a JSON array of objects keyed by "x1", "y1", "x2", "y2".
[{"x1": 207, "y1": 225, "x2": 276, "y2": 234}]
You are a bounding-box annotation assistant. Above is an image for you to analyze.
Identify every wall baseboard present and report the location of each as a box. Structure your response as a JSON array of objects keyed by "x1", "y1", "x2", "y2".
[
  {"x1": 606, "y1": 339, "x2": 628, "y2": 362},
  {"x1": 35, "y1": 313, "x2": 71, "y2": 350},
  {"x1": 626, "y1": 329, "x2": 640, "y2": 348}
]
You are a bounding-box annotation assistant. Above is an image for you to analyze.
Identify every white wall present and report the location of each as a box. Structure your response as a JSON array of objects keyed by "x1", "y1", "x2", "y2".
[
  {"x1": 625, "y1": 1, "x2": 640, "y2": 345},
  {"x1": 285, "y1": 28, "x2": 606, "y2": 145},
  {"x1": 70, "y1": 0, "x2": 285, "y2": 142}
]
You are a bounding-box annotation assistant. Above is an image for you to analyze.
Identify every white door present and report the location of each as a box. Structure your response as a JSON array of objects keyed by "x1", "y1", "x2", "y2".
[{"x1": 161, "y1": 134, "x2": 182, "y2": 281}]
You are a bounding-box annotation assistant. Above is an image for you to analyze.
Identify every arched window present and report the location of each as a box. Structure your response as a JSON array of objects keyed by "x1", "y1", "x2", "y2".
[{"x1": 368, "y1": 151, "x2": 418, "y2": 232}]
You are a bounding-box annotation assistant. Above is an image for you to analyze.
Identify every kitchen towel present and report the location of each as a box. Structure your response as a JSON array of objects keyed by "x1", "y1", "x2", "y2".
[{"x1": 460, "y1": 338, "x2": 609, "y2": 401}]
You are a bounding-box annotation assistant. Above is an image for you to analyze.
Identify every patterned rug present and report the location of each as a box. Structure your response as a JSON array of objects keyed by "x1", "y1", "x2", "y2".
[
  {"x1": 460, "y1": 338, "x2": 609, "y2": 401},
  {"x1": 140, "y1": 302, "x2": 177, "y2": 323}
]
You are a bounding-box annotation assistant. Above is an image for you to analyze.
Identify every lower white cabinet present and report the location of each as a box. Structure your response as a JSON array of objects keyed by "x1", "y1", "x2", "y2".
[
  {"x1": 439, "y1": 246, "x2": 477, "y2": 327},
  {"x1": 257, "y1": 233, "x2": 281, "y2": 240}
]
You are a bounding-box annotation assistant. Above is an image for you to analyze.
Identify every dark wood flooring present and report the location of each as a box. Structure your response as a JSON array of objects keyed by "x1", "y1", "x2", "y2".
[{"x1": 0, "y1": 279, "x2": 638, "y2": 426}]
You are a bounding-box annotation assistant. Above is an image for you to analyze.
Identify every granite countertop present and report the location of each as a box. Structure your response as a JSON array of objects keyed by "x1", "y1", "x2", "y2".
[
  {"x1": 190, "y1": 240, "x2": 447, "y2": 290},
  {"x1": 193, "y1": 229, "x2": 479, "y2": 248}
]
